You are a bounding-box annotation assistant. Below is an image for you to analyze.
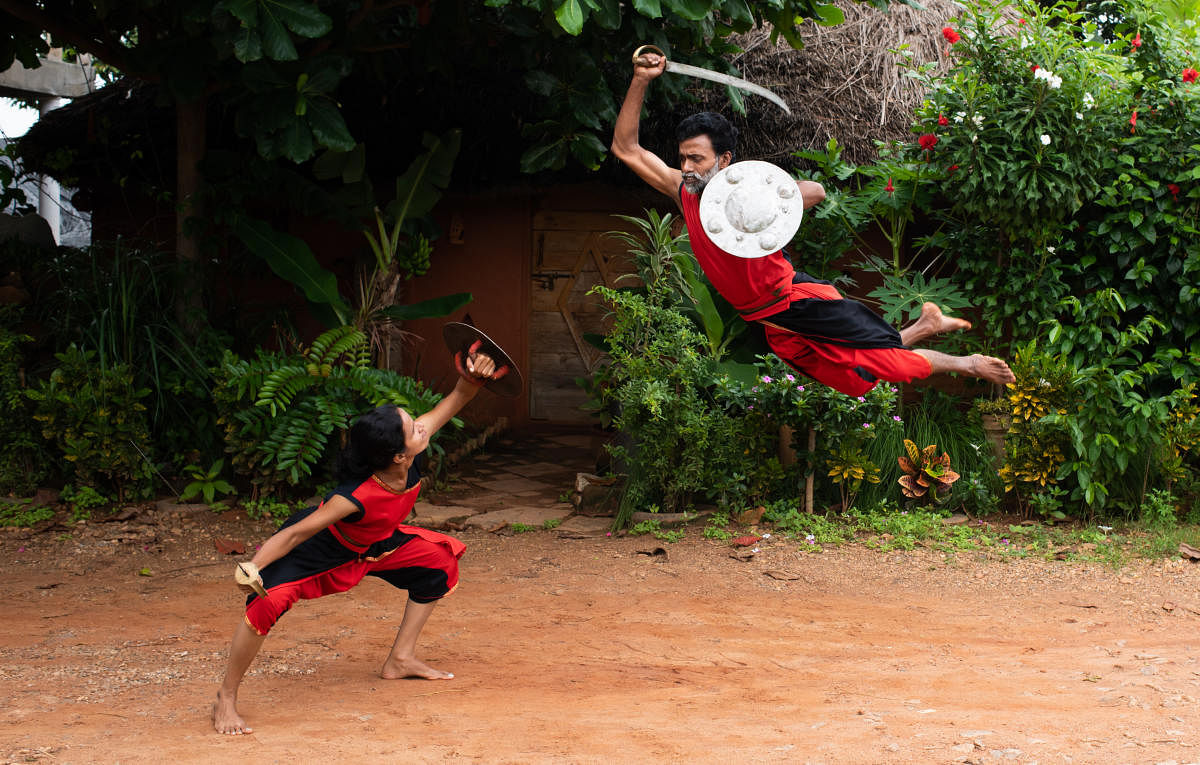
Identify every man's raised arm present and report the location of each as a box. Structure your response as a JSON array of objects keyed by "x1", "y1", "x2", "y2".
[{"x1": 610, "y1": 51, "x2": 682, "y2": 201}]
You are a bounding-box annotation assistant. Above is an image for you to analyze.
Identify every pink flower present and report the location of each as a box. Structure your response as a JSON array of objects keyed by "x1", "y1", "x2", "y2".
[
  {"x1": 938, "y1": 113, "x2": 949, "y2": 126},
  {"x1": 1183, "y1": 68, "x2": 1198, "y2": 84},
  {"x1": 942, "y1": 27, "x2": 961, "y2": 44},
  {"x1": 1132, "y1": 32, "x2": 1141, "y2": 49},
  {"x1": 918, "y1": 133, "x2": 939, "y2": 151}
]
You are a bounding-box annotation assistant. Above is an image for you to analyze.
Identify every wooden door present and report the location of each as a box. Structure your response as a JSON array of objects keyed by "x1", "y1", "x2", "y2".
[{"x1": 529, "y1": 211, "x2": 637, "y2": 422}]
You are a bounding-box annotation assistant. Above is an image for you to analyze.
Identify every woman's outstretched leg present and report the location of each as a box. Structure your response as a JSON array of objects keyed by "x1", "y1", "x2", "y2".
[
  {"x1": 213, "y1": 620, "x2": 267, "y2": 734},
  {"x1": 380, "y1": 598, "x2": 453, "y2": 680}
]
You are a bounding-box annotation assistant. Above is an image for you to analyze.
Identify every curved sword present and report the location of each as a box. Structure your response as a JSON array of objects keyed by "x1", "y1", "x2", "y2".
[{"x1": 632, "y1": 44, "x2": 791, "y2": 116}]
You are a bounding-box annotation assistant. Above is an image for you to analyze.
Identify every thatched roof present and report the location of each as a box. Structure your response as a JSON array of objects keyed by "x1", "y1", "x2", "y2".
[{"x1": 672, "y1": 0, "x2": 973, "y2": 168}]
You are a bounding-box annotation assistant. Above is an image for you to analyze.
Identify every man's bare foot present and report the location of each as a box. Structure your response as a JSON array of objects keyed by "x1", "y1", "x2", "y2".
[
  {"x1": 212, "y1": 689, "x2": 252, "y2": 735},
  {"x1": 380, "y1": 655, "x2": 454, "y2": 680},
  {"x1": 901, "y1": 302, "x2": 972, "y2": 345},
  {"x1": 967, "y1": 354, "x2": 1016, "y2": 385}
]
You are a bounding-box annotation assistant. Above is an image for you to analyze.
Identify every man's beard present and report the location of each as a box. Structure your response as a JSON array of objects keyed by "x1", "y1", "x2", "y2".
[{"x1": 682, "y1": 162, "x2": 721, "y2": 195}]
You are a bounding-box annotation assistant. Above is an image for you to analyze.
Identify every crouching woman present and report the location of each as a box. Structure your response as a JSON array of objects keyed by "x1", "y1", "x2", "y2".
[{"x1": 212, "y1": 350, "x2": 502, "y2": 735}]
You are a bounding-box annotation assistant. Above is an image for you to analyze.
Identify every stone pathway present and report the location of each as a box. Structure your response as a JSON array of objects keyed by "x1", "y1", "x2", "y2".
[{"x1": 411, "y1": 425, "x2": 614, "y2": 537}]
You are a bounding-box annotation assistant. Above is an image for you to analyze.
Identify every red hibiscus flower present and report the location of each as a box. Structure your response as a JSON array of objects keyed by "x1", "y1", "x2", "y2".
[
  {"x1": 918, "y1": 134, "x2": 939, "y2": 151},
  {"x1": 885, "y1": 178, "x2": 894, "y2": 196},
  {"x1": 1132, "y1": 32, "x2": 1141, "y2": 49},
  {"x1": 1184, "y1": 68, "x2": 1198, "y2": 84},
  {"x1": 1168, "y1": 183, "x2": 1180, "y2": 199},
  {"x1": 942, "y1": 27, "x2": 961, "y2": 44},
  {"x1": 938, "y1": 113, "x2": 949, "y2": 126},
  {"x1": 1130, "y1": 109, "x2": 1138, "y2": 133}
]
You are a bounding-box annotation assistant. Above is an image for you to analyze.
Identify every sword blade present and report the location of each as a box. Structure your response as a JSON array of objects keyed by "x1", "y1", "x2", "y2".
[{"x1": 664, "y1": 61, "x2": 791, "y2": 115}]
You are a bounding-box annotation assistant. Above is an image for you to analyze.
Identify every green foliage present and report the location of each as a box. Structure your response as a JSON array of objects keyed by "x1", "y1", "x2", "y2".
[
  {"x1": 999, "y1": 313, "x2": 1199, "y2": 518},
  {"x1": 180, "y1": 459, "x2": 236, "y2": 504},
  {"x1": 242, "y1": 497, "x2": 299, "y2": 525},
  {"x1": 0, "y1": 308, "x2": 48, "y2": 495},
  {"x1": 213, "y1": 325, "x2": 445, "y2": 495},
  {"x1": 793, "y1": 139, "x2": 974, "y2": 326},
  {"x1": 26, "y1": 346, "x2": 154, "y2": 500},
  {"x1": 0, "y1": 500, "x2": 54, "y2": 528},
  {"x1": 593, "y1": 281, "x2": 778, "y2": 522},
  {"x1": 917, "y1": 0, "x2": 1200, "y2": 382},
  {"x1": 1140, "y1": 488, "x2": 1178, "y2": 529},
  {"x1": 609, "y1": 210, "x2": 745, "y2": 360},
  {"x1": 702, "y1": 511, "x2": 734, "y2": 541},
  {"x1": 61, "y1": 483, "x2": 111, "y2": 521}
]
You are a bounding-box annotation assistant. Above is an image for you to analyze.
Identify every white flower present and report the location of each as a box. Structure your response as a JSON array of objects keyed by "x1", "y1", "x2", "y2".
[
  {"x1": 954, "y1": 111, "x2": 966, "y2": 123},
  {"x1": 1040, "y1": 134, "x2": 1051, "y2": 145},
  {"x1": 1076, "y1": 112, "x2": 1084, "y2": 120},
  {"x1": 1082, "y1": 92, "x2": 1095, "y2": 109},
  {"x1": 1033, "y1": 68, "x2": 1062, "y2": 89},
  {"x1": 972, "y1": 114, "x2": 984, "y2": 128}
]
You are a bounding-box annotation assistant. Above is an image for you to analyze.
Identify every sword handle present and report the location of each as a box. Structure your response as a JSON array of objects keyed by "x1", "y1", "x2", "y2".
[{"x1": 632, "y1": 44, "x2": 666, "y2": 67}]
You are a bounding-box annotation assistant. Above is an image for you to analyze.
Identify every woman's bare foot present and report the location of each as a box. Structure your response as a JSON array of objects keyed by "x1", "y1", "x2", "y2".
[
  {"x1": 900, "y1": 302, "x2": 973, "y2": 345},
  {"x1": 380, "y1": 655, "x2": 454, "y2": 680},
  {"x1": 212, "y1": 689, "x2": 252, "y2": 735},
  {"x1": 967, "y1": 354, "x2": 1016, "y2": 384}
]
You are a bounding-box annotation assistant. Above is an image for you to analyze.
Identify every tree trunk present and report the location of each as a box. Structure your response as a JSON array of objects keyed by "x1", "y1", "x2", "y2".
[{"x1": 175, "y1": 97, "x2": 206, "y2": 337}]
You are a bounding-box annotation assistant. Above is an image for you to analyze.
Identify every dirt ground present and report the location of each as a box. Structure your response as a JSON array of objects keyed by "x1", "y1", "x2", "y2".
[{"x1": 3, "y1": 448, "x2": 1200, "y2": 764}]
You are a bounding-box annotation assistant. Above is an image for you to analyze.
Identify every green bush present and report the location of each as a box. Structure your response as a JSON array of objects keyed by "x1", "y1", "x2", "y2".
[
  {"x1": 916, "y1": 0, "x2": 1200, "y2": 383},
  {"x1": 592, "y1": 282, "x2": 781, "y2": 523},
  {"x1": 0, "y1": 307, "x2": 47, "y2": 495},
  {"x1": 213, "y1": 325, "x2": 446, "y2": 497},
  {"x1": 26, "y1": 345, "x2": 154, "y2": 500},
  {"x1": 18, "y1": 241, "x2": 228, "y2": 472}
]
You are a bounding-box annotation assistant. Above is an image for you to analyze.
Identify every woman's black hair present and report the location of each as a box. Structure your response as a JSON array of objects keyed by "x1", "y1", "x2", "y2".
[
  {"x1": 675, "y1": 112, "x2": 738, "y2": 160},
  {"x1": 336, "y1": 404, "x2": 408, "y2": 482}
]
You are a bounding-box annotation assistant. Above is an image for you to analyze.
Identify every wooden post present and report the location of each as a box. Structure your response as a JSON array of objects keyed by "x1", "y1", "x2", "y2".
[{"x1": 804, "y1": 426, "x2": 816, "y2": 514}]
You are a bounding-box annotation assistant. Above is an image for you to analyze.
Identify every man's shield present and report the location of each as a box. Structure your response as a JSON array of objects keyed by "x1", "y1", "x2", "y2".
[{"x1": 698, "y1": 160, "x2": 804, "y2": 259}]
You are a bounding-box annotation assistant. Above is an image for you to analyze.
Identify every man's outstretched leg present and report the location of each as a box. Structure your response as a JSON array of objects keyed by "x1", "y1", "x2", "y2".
[
  {"x1": 914, "y1": 349, "x2": 1015, "y2": 384},
  {"x1": 900, "y1": 303, "x2": 972, "y2": 346}
]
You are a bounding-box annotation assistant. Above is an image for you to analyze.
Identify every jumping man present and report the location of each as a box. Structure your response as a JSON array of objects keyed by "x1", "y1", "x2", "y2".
[{"x1": 610, "y1": 50, "x2": 1015, "y2": 396}]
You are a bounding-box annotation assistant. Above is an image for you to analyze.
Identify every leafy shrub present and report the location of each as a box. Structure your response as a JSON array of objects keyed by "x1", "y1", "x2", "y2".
[
  {"x1": 592, "y1": 282, "x2": 780, "y2": 523},
  {"x1": 0, "y1": 307, "x2": 47, "y2": 495},
  {"x1": 26, "y1": 345, "x2": 154, "y2": 500},
  {"x1": 180, "y1": 460, "x2": 236, "y2": 504},
  {"x1": 18, "y1": 241, "x2": 227, "y2": 471},
  {"x1": 61, "y1": 483, "x2": 111, "y2": 521},
  {"x1": 213, "y1": 325, "x2": 445, "y2": 496},
  {"x1": 915, "y1": 0, "x2": 1200, "y2": 384}
]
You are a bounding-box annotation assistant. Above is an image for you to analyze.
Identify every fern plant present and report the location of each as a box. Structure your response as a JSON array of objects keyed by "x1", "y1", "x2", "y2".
[{"x1": 213, "y1": 326, "x2": 446, "y2": 495}]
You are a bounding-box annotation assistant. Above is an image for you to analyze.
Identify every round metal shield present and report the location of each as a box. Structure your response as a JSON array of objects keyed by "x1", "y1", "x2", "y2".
[
  {"x1": 442, "y1": 322, "x2": 524, "y2": 398},
  {"x1": 697, "y1": 160, "x2": 803, "y2": 259}
]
